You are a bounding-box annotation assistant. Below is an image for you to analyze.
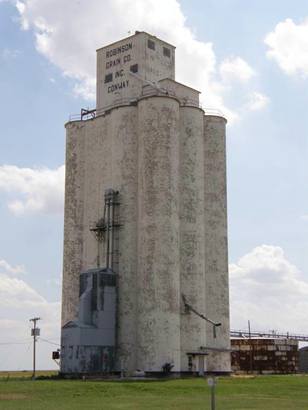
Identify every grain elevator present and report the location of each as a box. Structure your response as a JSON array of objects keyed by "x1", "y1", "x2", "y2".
[{"x1": 60, "y1": 31, "x2": 230, "y2": 375}]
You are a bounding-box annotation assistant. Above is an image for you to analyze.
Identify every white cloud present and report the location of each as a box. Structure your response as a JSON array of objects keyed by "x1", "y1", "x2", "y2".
[
  {"x1": 0, "y1": 261, "x2": 60, "y2": 370},
  {"x1": 0, "y1": 273, "x2": 46, "y2": 308},
  {"x1": 16, "y1": 0, "x2": 28, "y2": 29},
  {"x1": 0, "y1": 164, "x2": 64, "y2": 215},
  {"x1": 1, "y1": 48, "x2": 21, "y2": 60},
  {"x1": 220, "y1": 56, "x2": 255, "y2": 83},
  {"x1": 230, "y1": 245, "x2": 308, "y2": 334},
  {"x1": 73, "y1": 77, "x2": 96, "y2": 101},
  {"x1": 265, "y1": 18, "x2": 308, "y2": 77},
  {"x1": 13, "y1": 0, "x2": 262, "y2": 122},
  {"x1": 0, "y1": 259, "x2": 25, "y2": 275},
  {"x1": 246, "y1": 91, "x2": 269, "y2": 111}
]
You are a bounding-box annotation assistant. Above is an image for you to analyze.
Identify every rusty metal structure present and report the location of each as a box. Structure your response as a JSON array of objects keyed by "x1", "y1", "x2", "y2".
[
  {"x1": 299, "y1": 347, "x2": 308, "y2": 373},
  {"x1": 231, "y1": 338, "x2": 299, "y2": 374}
]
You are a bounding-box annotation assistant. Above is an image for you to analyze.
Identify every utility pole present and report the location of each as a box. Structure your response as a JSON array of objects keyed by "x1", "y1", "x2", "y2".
[{"x1": 30, "y1": 317, "x2": 41, "y2": 379}]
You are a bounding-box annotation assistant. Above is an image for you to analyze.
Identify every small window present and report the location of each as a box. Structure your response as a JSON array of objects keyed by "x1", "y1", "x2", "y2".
[
  {"x1": 104, "y1": 73, "x2": 113, "y2": 83},
  {"x1": 130, "y1": 64, "x2": 138, "y2": 73},
  {"x1": 163, "y1": 47, "x2": 171, "y2": 58},
  {"x1": 147, "y1": 39, "x2": 155, "y2": 50}
]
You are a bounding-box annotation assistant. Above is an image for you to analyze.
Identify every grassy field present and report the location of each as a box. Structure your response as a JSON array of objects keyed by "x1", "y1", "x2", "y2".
[{"x1": 0, "y1": 373, "x2": 308, "y2": 409}]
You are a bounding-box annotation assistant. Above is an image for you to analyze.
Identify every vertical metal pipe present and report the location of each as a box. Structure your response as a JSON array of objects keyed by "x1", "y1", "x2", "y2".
[
  {"x1": 111, "y1": 192, "x2": 115, "y2": 271},
  {"x1": 106, "y1": 194, "x2": 111, "y2": 269},
  {"x1": 97, "y1": 237, "x2": 100, "y2": 268}
]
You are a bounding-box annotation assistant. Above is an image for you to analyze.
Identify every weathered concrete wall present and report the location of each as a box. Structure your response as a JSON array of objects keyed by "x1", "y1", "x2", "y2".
[
  {"x1": 81, "y1": 115, "x2": 111, "y2": 271},
  {"x1": 62, "y1": 99, "x2": 230, "y2": 374},
  {"x1": 97, "y1": 32, "x2": 175, "y2": 111},
  {"x1": 179, "y1": 106, "x2": 206, "y2": 370},
  {"x1": 159, "y1": 79, "x2": 200, "y2": 106},
  {"x1": 62, "y1": 121, "x2": 86, "y2": 325},
  {"x1": 203, "y1": 115, "x2": 230, "y2": 372},
  {"x1": 137, "y1": 96, "x2": 181, "y2": 372},
  {"x1": 62, "y1": 108, "x2": 139, "y2": 372},
  {"x1": 110, "y1": 106, "x2": 138, "y2": 372}
]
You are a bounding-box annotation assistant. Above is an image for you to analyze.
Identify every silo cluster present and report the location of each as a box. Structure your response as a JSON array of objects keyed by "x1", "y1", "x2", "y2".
[{"x1": 61, "y1": 31, "x2": 230, "y2": 375}]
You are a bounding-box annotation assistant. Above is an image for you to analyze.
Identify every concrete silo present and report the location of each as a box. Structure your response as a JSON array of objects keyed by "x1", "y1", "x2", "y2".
[{"x1": 61, "y1": 31, "x2": 230, "y2": 375}]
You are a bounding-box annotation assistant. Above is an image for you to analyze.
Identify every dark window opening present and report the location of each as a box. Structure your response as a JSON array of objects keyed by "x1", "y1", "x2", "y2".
[
  {"x1": 104, "y1": 73, "x2": 113, "y2": 83},
  {"x1": 147, "y1": 39, "x2": 155, "y2": 50},
  {"x1": 130, "y1": 64, "x2": 138, "y2": 73},
  {"x1": 163, "y1": 47, "x2": 171, "y2": 58}
]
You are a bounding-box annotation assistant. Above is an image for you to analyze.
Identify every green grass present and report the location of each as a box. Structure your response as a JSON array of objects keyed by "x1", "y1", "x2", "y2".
[
  {"x1": 0, "y1": 371, "x2": 57, "y2": 380},
  {"x1": 0, "y1": 373, "x2": 308, "y2": 409}
]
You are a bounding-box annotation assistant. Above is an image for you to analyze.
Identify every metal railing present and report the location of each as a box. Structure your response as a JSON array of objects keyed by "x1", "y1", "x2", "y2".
[
  {"x1": 67, "y1": 90, "x2": 227, "y2": 122},
  {"x1": 204, "y1": 107, "x2": 226, "y2": 118}
]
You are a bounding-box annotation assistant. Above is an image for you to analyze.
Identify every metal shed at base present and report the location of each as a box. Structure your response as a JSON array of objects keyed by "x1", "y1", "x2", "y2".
[{"x1": 60, "y1": 268, "x2": 117, "y2": 375}]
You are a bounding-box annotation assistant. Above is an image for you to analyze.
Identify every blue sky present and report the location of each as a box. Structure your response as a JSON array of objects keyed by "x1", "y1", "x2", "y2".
[{"x1": 0, "y1": 0, "x2": 308, "y2": 370}]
